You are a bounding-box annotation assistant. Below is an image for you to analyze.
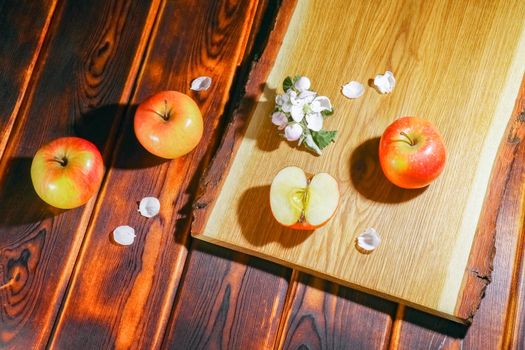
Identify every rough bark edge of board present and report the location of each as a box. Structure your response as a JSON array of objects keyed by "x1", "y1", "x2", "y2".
[
  {"x1": 455, "y1": 77, "x2": 525, "y2": 324},
  {"x1": 191, "y1": 0, "x2": 298, "y2": 233}
]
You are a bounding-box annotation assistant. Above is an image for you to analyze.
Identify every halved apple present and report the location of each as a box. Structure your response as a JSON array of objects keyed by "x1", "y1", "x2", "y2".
[{"x1": 270, "y1": 166, "x2": 339, "y2": 230}]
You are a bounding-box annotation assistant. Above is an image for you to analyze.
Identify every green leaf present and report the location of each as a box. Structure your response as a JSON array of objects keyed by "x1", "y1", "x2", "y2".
[
  {"x1": 321, "y1": 108, "x2": 334, "y2": 117},
  {"x1": 311, "y1": 130, "x2": 337, "y2": 150},
  {"x1": 283, "y1": 76, "x2": 294, "y2": 92}
]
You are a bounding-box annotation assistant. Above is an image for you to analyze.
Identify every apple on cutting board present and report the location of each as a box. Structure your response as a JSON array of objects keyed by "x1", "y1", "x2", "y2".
[
  {"x1": 379, "y1": 116, "x2": 446, "y2": 189},
  {"x1": 30, "y1": 137, "x2": 104, "y2": 209},
  {"x1": 134, "y1": 90, "x2": 203, "y2": 159},
  {"x1": 270, "y1": 166, "x2": 340, "y2": 230}
]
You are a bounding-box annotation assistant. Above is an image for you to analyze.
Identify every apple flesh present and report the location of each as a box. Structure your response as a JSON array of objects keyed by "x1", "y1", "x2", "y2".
[
  {"x1": 379, "y1": 116, "x2": 446, "y2": 189},
  {"x1": 30, "y1": 137, "x2": 104, "y2": 209},
  {"x1": 134, "y1": 91, "x2": 203, "y2": 159},
  {"x1": 270, "y1": 166, "x2": 339, "y2": 230}
]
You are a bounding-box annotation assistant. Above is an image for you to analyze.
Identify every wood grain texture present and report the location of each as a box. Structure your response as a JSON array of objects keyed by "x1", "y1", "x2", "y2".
[
  {"x1": 393, "y1": 77, "x2": 525, "y2": 349},
  {"x1": 193, "y1": 0, "x2": 525, "y2": 322},
  {"x1": 162, "y1": 2, "x2": 295, "y2": 349},
  {"x1": 48, "y1": 1, "x2": 261, "y2": 349},
  {"x1": 162, "y1": 240, "x2": 290, "y2": 350},
  {"x1": 0, "y1": 0, "x2": 57, "y2": 160},
  {"x1": 0, "y1": 0, "x2": 159, "y2": 348},
  {"x1": 277, "y1": 273, "x2": 397, "y2": 350}
]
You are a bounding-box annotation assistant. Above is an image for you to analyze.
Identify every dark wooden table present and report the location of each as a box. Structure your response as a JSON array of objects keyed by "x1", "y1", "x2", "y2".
[{"x1": 1, "y1": 1, "x2": 524, "y2": 349}]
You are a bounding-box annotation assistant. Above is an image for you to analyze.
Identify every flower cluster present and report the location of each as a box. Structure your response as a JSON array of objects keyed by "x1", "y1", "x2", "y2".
[{"x1": 272, "y1": 76, "x2": 337, "y2": 155}]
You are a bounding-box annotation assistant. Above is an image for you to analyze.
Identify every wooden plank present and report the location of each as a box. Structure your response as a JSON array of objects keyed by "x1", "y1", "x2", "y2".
[
  {"x1": 277, "y1": 273, "x2": 397, "y2": 350},
  {"x1": 161, "y1": 240, "x2": 290, "y2": 350},
  {"x1": 48, "y1": 1, "x2": 262, "y2": 348},
  {"x1": 0, "y1": 0, "x2": 57, "y2": 160},
  {"x1": 161, "y1": 3, "x2": 295, "y2": 349},
  {"x1": 392, "y1": 77, "x2": 525, "y2": 348},
  {"x1": 193, "y1": 0, "x2": 525, "y2": 322},
  {"x1": 0, "y1": 0, "x2": 159, "y2": 348}
]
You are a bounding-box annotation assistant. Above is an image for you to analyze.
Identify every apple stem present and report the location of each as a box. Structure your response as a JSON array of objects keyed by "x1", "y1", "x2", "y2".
[
  {"x1": 161, "y1": 99, "x2": 172, "y2": 121},
  {"x1": 400, "y1": 131, "x2": 415, "y2": 146},
  {"x1": 53, "y1": 157, "x2": 68, "y2": 167}
]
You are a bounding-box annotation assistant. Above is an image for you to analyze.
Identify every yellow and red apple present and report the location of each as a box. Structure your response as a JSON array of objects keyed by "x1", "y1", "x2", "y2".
[
  {"x1": 379, "y1": 116, "x2": 446, "y2": 189},
  {"x1": 270, "y1": 166, "x2": 339, "y2": 230},
  {"x1": 134, "y1": 90, "x2": 203, "y2": 159},
  {"x1": 30, "y1": 137, "x2": 104, "y2": 209}
]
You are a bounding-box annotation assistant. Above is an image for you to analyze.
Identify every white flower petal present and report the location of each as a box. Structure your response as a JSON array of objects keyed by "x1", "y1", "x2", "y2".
[
  {"x1": 305, "y1": 134, "x2": 322, "y2": 155},
  {"x1": 341, "y1": 81, "x2": 364, "y2": 99},
  {"x1": 294, "y1": 76, "x2": 311, "y2": 91},
  {"x1": 272, "y1": 112, "x2": 288, "y2": 129},
  {"x1": 284, "y1": 124, "x2": 303, "y2": 141},
  {"x1": 305, "y1": 113, "x2": 323, "y2": 131},
  {"x1": 311, "y1": 96, "x2": 332, "y2": 112},
  {"x1": 290, "y1": 104, "x2": 305, "y2": 122},
  {"x1": 190, "y1": 76, "x2": 212, "y2": 91},
  {"x1": 299, "y1": 90, "x2": 316, "y2": 103},
  {"x1": 138, "y1": 196, "x2": 160, "y2": 218},
  {"x1": 281, "y1": 102, "x2": 292, "y2": 113},
  {"x1": 113, "y1": 225, "x2": 136, "y2": 246},
  {"x1": 373, "y1": 71, "x2": 396, "y2": 94},
  {"x1": 356, "y1": 227, "x2": 381, "y2": 253},
  {"x1": 289, "y1": 90, "x2": 306, "y2": 106},
  {"x1": 385, "y1": 71, "x2": 396, "y2": 88},
  {"x1": 275, "y1": 95, "x2": 284, "y2": 106}
]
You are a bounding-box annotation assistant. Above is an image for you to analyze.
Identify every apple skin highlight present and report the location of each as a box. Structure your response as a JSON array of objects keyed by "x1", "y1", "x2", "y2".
[
  {"x1": 30, "y1": 137, "x2": 104, "y2": 209},
  {"x1": 379, "y1": 116, "x2": 446, "y2": 189}
]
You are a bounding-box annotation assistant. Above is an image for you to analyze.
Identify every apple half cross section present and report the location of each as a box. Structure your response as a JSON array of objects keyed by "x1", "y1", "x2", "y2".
[{"x1": 270, "y1": 166, "x2": 339, "y2": 230}]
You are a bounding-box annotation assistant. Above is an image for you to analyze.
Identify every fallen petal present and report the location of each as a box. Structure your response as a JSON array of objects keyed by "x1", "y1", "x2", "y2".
[
  {"x1": 113, "y1": 225, "x2": 136, "y2": 246},
  {"x1": 138, "y1": 196, "x2": 161, "y2": 218},
  {"x1": 190, "y1": 76, "x2": 212, "y2": 91},
  {"x1": 341, "y1": 81, "x2": 364, "y2": 99},
  {"x1": 356, "y1": 227, "x2": 381, "y2": 253},
  {"x1": 373, "y1": 71, "x2": 395, "y2": 94}
]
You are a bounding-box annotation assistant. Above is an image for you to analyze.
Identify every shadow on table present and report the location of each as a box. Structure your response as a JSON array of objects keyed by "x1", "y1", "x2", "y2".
[
  {"x1": 350, "y1": 137, "x2": 427, "y2": 203},
  {"x1": 237, "y1": 185, "x2": 313, "y2": 248},
  {"x1": 77, "y1": 103, "x2": 168, "y2": 169},
  {"x1": 401, "y1": 307, "x2": 468, "y2": 340}
]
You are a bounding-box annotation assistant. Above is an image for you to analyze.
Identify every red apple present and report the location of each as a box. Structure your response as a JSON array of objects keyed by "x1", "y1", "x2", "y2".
[
  {"x1": 134, "y1": 91, "x2": 203, "y2": 159},
  {"x1": 270, "y1": 166, "x2": 339, "y2": 230},
  {"x1": 379, "y1": 116, "x2": 446, "y2": 189},
  {"x1": 30, "y1": 137, "x2": 104, "y2": 209}
]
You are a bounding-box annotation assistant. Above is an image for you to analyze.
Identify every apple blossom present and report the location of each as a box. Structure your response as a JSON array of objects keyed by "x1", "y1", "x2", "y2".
[
  {"x1": 294, "y1": 76, "x2": 311, "y2": 91},
  {"x1": 272, "y1": 112, "x2": 288, "y2": 130},
  {"x1": 271, "y1": 76, "x2": 337, "y2": 155},
  {"x1": 305, "y1": 113, "x2": 323, "y2": 131},
  {"x1": 284, "y1": 123, "x2": 303, "y2": 141}
]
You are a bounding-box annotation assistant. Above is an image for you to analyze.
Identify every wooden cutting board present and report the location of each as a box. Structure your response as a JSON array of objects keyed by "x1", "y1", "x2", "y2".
[{"x1": 192, "y1": 0, "x2": 525, "y2": 323}]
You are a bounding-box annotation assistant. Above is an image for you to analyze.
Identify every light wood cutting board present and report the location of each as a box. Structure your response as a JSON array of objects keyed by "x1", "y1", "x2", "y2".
[{"x1": 192, "y1": 0, "x2": 525, "y2": 322}]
